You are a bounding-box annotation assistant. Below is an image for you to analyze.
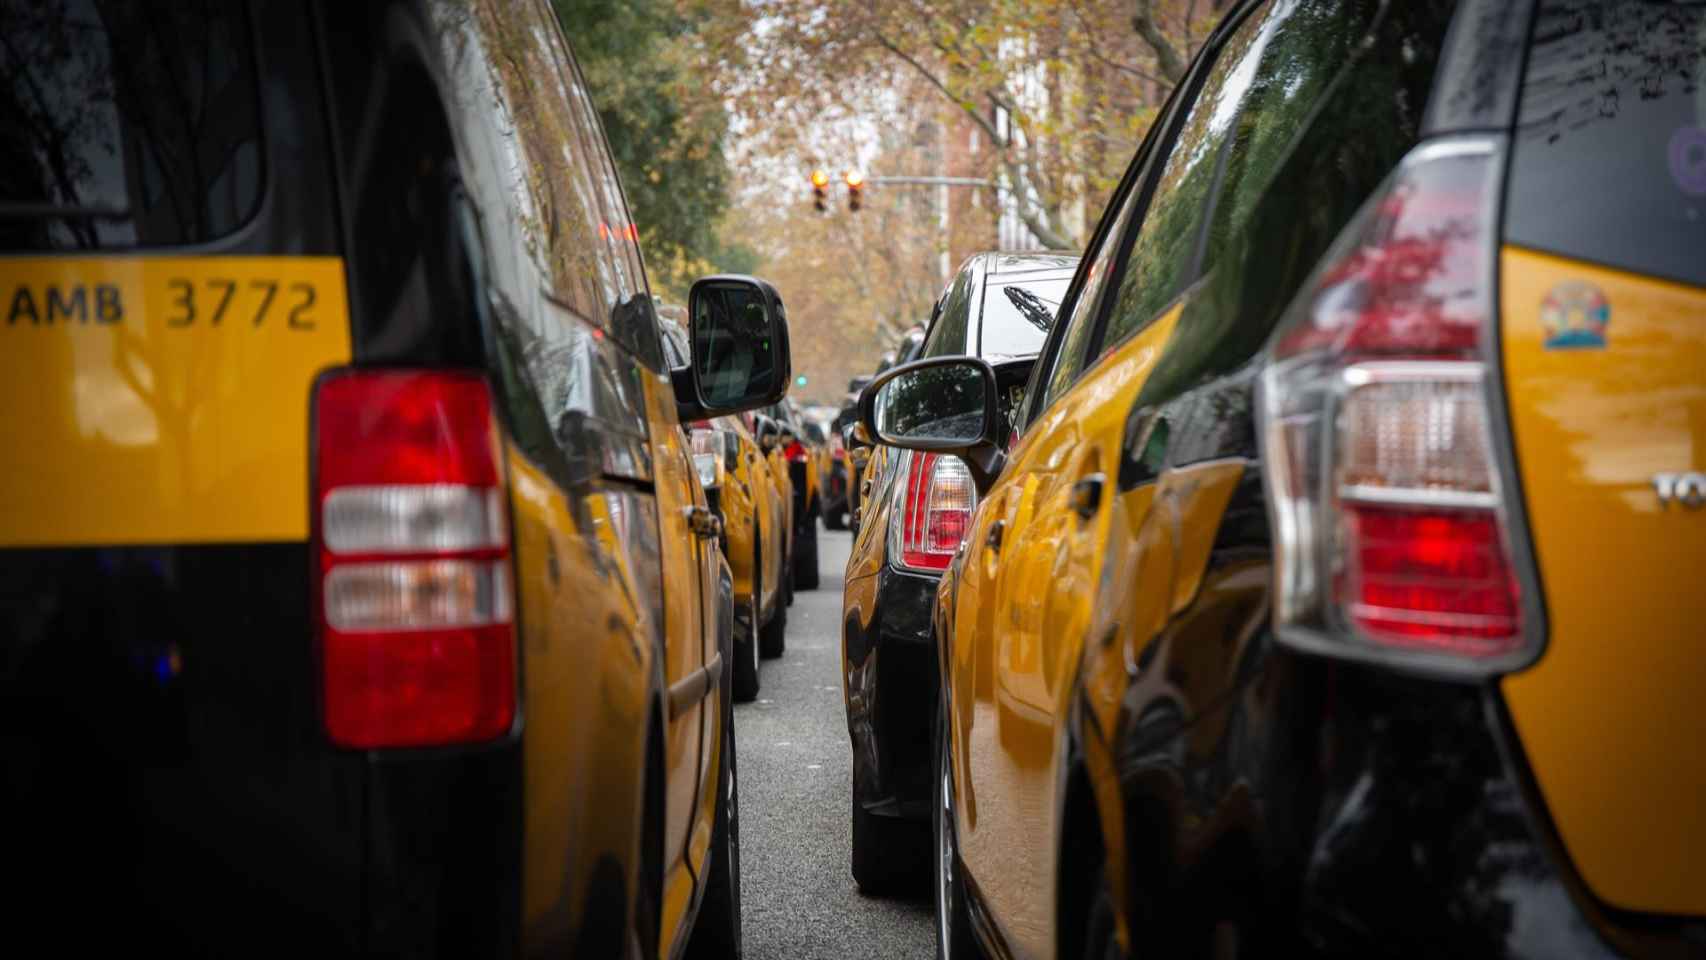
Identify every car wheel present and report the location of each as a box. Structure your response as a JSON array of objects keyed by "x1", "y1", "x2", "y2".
[
  {"x1": 733, "y1": 546, "x2": 761, "y2": 702},
  {"x1": 824, "y1": 507, "x2": 845, "y2": 531},
  {"x1": 783, "y1": 537, "x2": 795, "y2": 607},
  {"x1": 934, "y1": 703, "x2": 981, "y2": 959},
  {"x1": 793, "y1": 519, "x2": 820, "y2": 590},
  {"x1": 759, "y1": 593, "x2": 786, "y2": 659},
  {"x1": 685, "y1": 672, "x2": 742, "y2": 955},
  {"x1": 1079, "y1": 858, "x2": 1123, "y2": 960}
]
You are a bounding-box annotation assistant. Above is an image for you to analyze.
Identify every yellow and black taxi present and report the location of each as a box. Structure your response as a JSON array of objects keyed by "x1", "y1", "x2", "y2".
[
  {"x1": 0, "y1": 2, "x2": 791, "y2": 956},
  {"x1": 662, "y1": 316, "x2": 791, "y2": 701},
  {"x1": 863, "y1": 0, "x2": 1705, "y2": 956},
  {"x1": 840, "y1": 251, "x2": 1075, "y2": 894},
  {"x1": 745, "y1": 407, "x2": 796, "y2": 624},
  {"x1": 764, "y1": 398, "x2": 824, "y2": 591}
]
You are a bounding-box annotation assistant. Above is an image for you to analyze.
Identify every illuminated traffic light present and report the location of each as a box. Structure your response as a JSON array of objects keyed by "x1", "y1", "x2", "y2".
[
  {"x1": 845, "y1": 170, "x2": 864, "y2": 212},
  {"x1": 810, "y1": 169, "x2": 829, "y2": 212}
]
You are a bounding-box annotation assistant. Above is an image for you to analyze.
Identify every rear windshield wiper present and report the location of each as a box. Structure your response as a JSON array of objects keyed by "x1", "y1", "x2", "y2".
[{"x1": 1004, "y1": 286, "x2": 1056, "y2": 333}]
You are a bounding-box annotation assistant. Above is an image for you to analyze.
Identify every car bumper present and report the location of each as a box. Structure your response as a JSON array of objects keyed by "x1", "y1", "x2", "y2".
[
  {"x1": 843, "y1": 564, "x2": 940, "y2": 821},
  {"x1": 1107, "y1": 651, "x2": 1706, "y2": 957}
]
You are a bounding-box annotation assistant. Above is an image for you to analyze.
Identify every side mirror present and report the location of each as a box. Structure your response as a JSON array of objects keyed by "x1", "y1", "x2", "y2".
[
  {"x1": 859, "y1": 356, "x2": 1003, "y2": 494},
  {"x1": 755, "y1": 415, "x2": 782, "y2": 452},
  {"x1": 672, "y1": 275, "x2": 791, "y2": 422},
  {"x1": 843, "y1": 421, "x2": 872, "y2": 451}
]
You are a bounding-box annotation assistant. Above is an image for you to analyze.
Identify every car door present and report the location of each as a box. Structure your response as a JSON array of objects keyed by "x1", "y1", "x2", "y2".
[
  {"x1": 952, "y1": 9, "x2": 1282, "y2": 953},
  {"x1": 548, "y1": 25, "x2": 721, "y2": 941},
  {"x1": 947, "y1": 89, "x2": 1177, "y2": 960}
]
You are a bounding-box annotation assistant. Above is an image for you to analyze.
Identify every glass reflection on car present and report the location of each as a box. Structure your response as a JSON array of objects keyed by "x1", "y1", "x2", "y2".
[
  {"x1": 694, "y1": 282, "x2": 775, "y2": 408},
  {"x1": 873, "y1": 364, "x2": 984, "y2": 444}
]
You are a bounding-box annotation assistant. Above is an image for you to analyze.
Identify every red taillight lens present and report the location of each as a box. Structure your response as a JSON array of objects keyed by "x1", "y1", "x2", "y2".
[
  {"x1": 313, "y1": 371, "x2": 515, "y2": 749},
  {"x1": 785, "y1": 440, "x2": 807, "y2": 462},
  {"x1": 1339, "y1": 505, "x2": 1520, "y2": 653},
  {"x1": 1258, "y1": 136, "x2": 1538, "y2": 677},
  {"x1": 893, "y1": 452, "x2": 975, "y2": 571}
]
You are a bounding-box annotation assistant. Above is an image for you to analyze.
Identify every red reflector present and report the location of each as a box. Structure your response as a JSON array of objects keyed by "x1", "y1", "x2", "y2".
[
  {"x1": 1339, "y1": 504, "x2": 1520, "y2": 655},
  {"x1": 314, "y1": 370, "x2": 514, "y2": 749},
  {"x1": 322, "y1": 625, "x2": 514, "y2": 748}
]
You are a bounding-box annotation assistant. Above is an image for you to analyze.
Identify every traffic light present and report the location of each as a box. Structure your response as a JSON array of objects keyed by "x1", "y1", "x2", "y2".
[
  {"x1": 810, "y1": 169, "x2": 829, "y2": 212},
  {"x1": 845, "y1": 170, "x2": 864, "y2": 212},
  {"x1": 795, "y1": 374, "x2": 808, "y2": 387}
]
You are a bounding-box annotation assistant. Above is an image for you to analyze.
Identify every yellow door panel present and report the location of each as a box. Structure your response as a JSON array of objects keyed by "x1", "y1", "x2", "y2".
[
  {"x1": 511, "y1": 452, "x2": 651, "y2": 944},
  {"x1": 1499, "y1": 246, "x2": 1706, "y2": 916},
  {"x1": 961, "y1": 305, "x2": 1181, "y2": 957},
  {"x1": 641, "y1": 373, "x2": 708, "y2": 949},
  {"x1": 1163, "y1": 460, "x2": 1247, "y2": 616},
  {"x1": 0, "y1": 256, "x2": 351, "y2": 546}
]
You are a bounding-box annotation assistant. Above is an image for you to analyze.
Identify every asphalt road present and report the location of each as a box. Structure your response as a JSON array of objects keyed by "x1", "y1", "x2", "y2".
[{"x1": 736, "y1": 527, "x2": 935, "y2": 959}]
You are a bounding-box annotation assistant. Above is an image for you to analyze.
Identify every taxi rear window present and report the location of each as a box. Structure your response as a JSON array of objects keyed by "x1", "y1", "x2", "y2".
[
  {"x1": 979, "y1": 275, "x2": 1069, "y2": 359},
  {"x1": 0, "y1": 2, "x2": 262, "y2": 251},
  {"x1": 1507, "y1": 1, "x2": 1706, "y2": 288}
]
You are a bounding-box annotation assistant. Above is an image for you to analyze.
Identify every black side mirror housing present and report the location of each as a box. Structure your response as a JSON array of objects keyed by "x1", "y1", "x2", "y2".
[
  {"x1": 858, "y1": 355, "x2": 1004, "y2": 494},
  {"x1": 671, "y1": 275, "x2": 791, "y2": 423},
  {"x1": 754, "y1": 415, "x2": 781, "y2": 452}
]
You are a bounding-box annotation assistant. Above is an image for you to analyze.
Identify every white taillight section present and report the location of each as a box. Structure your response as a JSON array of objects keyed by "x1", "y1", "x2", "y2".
[
  {"x1": 891, "y1": 451, "x2": 976, "y2": 572},
  {"x1": 313, "y1": 371, "x2": 515, "y2": 749},
  {"x1": 1258, "y1": 135, "x2": 1540, "y2": 677},
  {"x1": 323, "y1": 485, "x2": 507, "y2": 554},
  {"x1": 324, "y1": 560, "x2": 512, "y2": 631}
]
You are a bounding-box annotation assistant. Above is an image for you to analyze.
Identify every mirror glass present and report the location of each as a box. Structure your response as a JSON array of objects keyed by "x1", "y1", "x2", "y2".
[
  {"x1": 872, "y1": 363, "x2": 986, "y2": 445},
  {"x1": 694, "y1": 282, "x2": 777, "y2": 409}
]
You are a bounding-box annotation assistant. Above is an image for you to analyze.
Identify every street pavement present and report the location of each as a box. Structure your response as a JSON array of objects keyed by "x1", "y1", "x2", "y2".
[{"x1": 736, "y1": 528, "x2": 935, "y2": 959}]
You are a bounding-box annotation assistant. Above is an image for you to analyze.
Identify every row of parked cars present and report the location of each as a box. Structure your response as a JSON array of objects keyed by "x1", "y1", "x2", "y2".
[
  {"x1": 0, "y1": 2, "x2": 807, "y2": 957},
  {"x1": 841, "y1": 0, "x2": 1705, "y2": 958}
]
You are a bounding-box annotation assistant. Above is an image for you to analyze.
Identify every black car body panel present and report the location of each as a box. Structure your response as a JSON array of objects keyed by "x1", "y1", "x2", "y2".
[
  {"x1": 1, "y1": 2, "x2": 708, "y2": 955},
  {"x1": 986, "y1": 0, "x2": 1706, "y2": 956},
  {"x1": 843, "y1": 252, "x2": 1076, "y2": 824}
]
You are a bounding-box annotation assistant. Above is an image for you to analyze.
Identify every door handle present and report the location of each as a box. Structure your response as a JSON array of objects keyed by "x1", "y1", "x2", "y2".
[
  {"x1": 985, "y1": 519, "x2": 1006, "y2": 552},
  {"x1": 1069, "y1": 474, "x2": 1105, "y2": 521},
  {"x1": 687, "y1": 505, "x2": 723, "y2": 541}
]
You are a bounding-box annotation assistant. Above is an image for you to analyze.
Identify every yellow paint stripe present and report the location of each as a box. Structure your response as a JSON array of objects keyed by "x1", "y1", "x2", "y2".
[{"x1": 0, "y1": 256, "x2": 352, "y2": 546}]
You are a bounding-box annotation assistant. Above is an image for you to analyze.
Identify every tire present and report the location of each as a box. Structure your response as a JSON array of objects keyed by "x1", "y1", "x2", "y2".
[
  {"x1": 793, "y1": 519, "x2": 820, "y2": 590},
  {"x1": 630, "y1": 720, "x2": 664, "y2": 960},
  {"x1": 782, "y1": 530, "x2": 795, "y2": 607},
  {"x1": 759, "y1": 593, "x2": 786, "y2": 659},
  {"x1": 824, "y1": 507, "x2": 845, "y2": 531},
  {"x1": 686, "y1": 651, "x2": 742, "y2": 956},
  {"x1": 851, "y1": 793, "x2": 929, "y2": 897},
  {"x1": 934, "y1": 703, "x2": 980, "y2": 959},
  {"x1": 733, "y1": 550, "x2": 761, "y2": 702},
  {"x1": 1079, "y1": 864, "x2": 1122, "y2": 960}
]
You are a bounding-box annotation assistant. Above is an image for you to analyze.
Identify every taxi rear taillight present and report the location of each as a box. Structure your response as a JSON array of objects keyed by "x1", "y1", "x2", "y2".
[
  {"x1": 894, "y1": 452, "x2": 975, "y2": 572},
  {"x1": 1258, "y1": 136, "x2": 1539, "y2": 677},
  {"x1": 785, "y1": 440, "x2": 808, "y2": 463},
  {"x1": 312, "y1": 371, "x2": 515, "y2": 749}
]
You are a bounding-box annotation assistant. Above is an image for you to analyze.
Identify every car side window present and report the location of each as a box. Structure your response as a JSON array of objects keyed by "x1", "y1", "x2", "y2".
[
  {"x1": 1093, "y1": 1, "x2": 1276, "y2": 356},
  {"x1": 1033, "y1": 180, "x2": 1143, "y2": 414},
  {"x1": 919, "y1": 266, "x2": 976, "y2": 358}
]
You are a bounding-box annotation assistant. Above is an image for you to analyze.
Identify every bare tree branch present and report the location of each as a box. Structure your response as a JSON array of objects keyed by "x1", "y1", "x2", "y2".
[{"x1": 1131, "y1": 0, "x2": 1186, "y2": 84}]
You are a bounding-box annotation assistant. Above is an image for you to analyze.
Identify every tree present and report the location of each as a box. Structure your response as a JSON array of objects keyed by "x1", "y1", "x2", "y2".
[
  {"x1": 701, "y1": 0, "x2": 1214, "y2": 251},
  {"x1": 554, "y1": 0, "x2": 741, "y2": 300}
]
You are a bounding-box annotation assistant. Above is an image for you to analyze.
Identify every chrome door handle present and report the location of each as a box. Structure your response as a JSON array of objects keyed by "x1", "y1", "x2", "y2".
[
  {"x1": 1070, "y1": 474, "x2": 1105, "y2": 521},
  {"x1": 687, "y1": 506, "x2": 722, "y2": 540}
]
